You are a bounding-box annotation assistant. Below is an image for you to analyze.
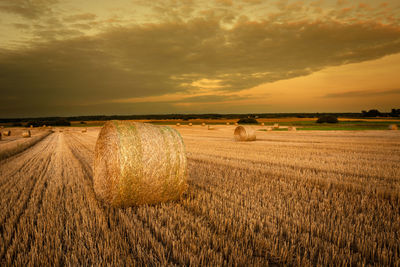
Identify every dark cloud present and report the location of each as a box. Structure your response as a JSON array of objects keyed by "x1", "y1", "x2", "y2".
[
  {"x1": 63, "y1": 13, "x2": 97, "y2": 23},
  {"x1": 1, "y1": 17, "x2": 400, "y2": 116},
  {"x1": 177, "y1": 94, "x2": 244, "y2": 103},
  {"x1": 323, "y1": 88, "x2": 400, "y2": 98},
  {"x1": 0, "y1": 0, "x2": 57, "y2": 19}
]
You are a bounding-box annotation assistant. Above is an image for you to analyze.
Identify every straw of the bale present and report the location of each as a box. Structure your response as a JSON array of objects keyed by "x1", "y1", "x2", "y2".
[
  {"x1": 273, "y1": 123, "x2": 279, "y2": 129},
  {"x1": 188, "y1": 123, "x2": 192, "y2": 126},
  {"x1": 93, "y1": 121, "x2": 188, "y2": 207},
  {"x1": 288, "y1": 126, "x2": 297, "y2": 131},
  {"x1": 3, "y1": 130, "x2": 11, "y2": 136},
  {"x1": 208, "y1": 125, "x2": 215, "y2": 130},
  {"x1": 388, "y1": 124, "x2": 398, "y2": 130},
  {"x1": 22, "y1": 130, "x2": 31, "y2": 138},
  {"x1": 201, "y1": 123, "x2": 206, "y2": 126},
  {"x1": 234, "y1": 126, "x2": 256, "y2": 141}
]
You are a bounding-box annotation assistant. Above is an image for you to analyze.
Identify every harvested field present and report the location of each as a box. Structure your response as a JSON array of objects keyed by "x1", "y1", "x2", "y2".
[{"x1": 0, "y1": 126, "x2": 399, "y2": 266}]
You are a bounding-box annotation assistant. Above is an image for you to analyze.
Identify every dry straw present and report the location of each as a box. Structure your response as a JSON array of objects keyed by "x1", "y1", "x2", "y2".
[
  {"x1": 288, "y1": 126, "x2": 297, "y2": 131},
  {"x1": 22, "y1": 130, "x2": 31, "y2": 138},
  {"x1": 93, "y1": 121, "x2": 188, "y2": 207},
  {"x1": 234, "y1": 126, "x2": 256, "y2": 141},
  {"x1": 388, "y1": 124, "x2": 398, "y2": 130},
  {"x1": 208, "y1": 125, "x2": 215, "y2": 130},
  {"x1": 3, "y1": 130, "x2": 11, "y2": 136}
]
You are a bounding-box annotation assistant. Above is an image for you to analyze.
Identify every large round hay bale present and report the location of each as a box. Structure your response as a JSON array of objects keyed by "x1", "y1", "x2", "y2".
[
  {"x1": 288, "y1": 126, "x2": 297, "y2": 131},
  {"x1": 22, "y1": 130, "x2": 31, "y2": 138},
  {"x1": 273, "y1": 123, "x2": 279, "y2": 129},
  {"x1": 82, "y1": 128, "x2": 87, "y2": 133},
  {"x1": 261, "y1": 122, "x2": 265, "y2": 126},
  {"x1": 93, "y1": 121, "x2": 188, "y2": 207},
  {"x1": 388, "y1": 124, "x2": 398, "y2": 130},
  {"x1": 3, "y1": 130, "x2": 10, "y2": 136},
  {"x1": 176, "y1": 123, "x2": 180, "y2": 126},
  {"x1": 226, "y1": 122, "x2": 230, "y2": 125},
  {"x1": 234, "y1": 126, "x2": 256, "y2": 141},
  {"x1": 30, "y1": 125, "x2": 33, "y2": 128},
  {"x1": 201, "y1": 122, "x2": 206, "y2": 127},
  {"x1": 234, "y1": 122, "x2": 238, "y2": 126},
  {"x1": 188, "y1": 123, "x2": 192, "y2": 126}
]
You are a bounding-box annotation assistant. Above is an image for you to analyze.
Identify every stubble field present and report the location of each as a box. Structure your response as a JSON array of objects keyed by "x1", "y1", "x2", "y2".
[{"x1": 0, "y1": 125, "x2": 399, "y2": 266}]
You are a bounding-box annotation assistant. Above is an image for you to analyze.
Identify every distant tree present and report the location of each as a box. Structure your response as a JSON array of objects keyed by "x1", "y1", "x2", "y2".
[
  {"x1": 361, "y1": 109, "x2": 381, "y2": 117},
  {"x1": 237, "y1": 118, "x2": 258, "y2": 124},
  {"x1": 316, "y1": 115, "x2": 338, "y2": 123},
  {"x1": 390, "y1": 109, "x2": 400, "y2": 117}
]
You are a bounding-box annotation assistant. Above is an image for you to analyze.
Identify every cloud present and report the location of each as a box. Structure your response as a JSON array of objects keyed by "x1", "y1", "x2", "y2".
[
  {"x1": 323, "y1": 88, "x2": 400, "y2": 98},
  {"x1": 1, "y1": 17, "x2": 400, "y2": 116},
  {"x1": 63, "y1": 13, "x2": 97, "y2": 23},
  {"x1": 0, "y1": 0, "x2": 57, "y2": 19}
]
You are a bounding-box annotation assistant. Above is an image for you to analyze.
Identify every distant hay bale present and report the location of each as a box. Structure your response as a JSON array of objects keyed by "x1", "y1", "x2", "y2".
[
  {"x1": 388, "y1": 124, "x2": 398, "y2": 130},
  {"x1": 288, "y1": 126, "x2": 297, "y2": 131},
  {"x1": 208, "y1": 125, "x2": 215, "y2": 130},
  {"x1": 93, "y1": 121, "x2": 188, "y2": 207},
  {"x1": 226, "y1": 122, "x2": 230, "y2": 125},
  {"x1": 188, "y1": 123, "x2": 192, "y2": 126},
  {"x1": 176, "y1": 123, "x2": 180, "y2": 126},
  {"x1": 273, "y1": 123, "x2": 279, "y2": 129},
  {"x1": 3, "y1": 130, "x2": 11, "y2": 136},
  {"x1": 234, "y1": 126, "x2": 256, "y2": 141},
  {"x1": 30, "y1": 125, "x2": 33, "y2": 128},
  {"x1": 234, "y1": 122, "x2": 238, "y2": 126},
  {"x1": 22, "y1": 130, "x2": 31, "y2": 138},
  {"x1": 261, "y1": 122, "x2": 265, "y2": 126},
  {"x1": 82, "y1": 128, "x2": 87, "y2": 133},
  {"x1": 267, "y1": 127, "x2": 273, "y2": 131},
  {"x1": 201, "y1": 123, "x2": 206, "y2": 126}
]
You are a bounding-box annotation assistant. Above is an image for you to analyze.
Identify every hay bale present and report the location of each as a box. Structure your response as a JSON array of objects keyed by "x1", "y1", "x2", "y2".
[
  {"x1": 288, "y1": 126, "x2": 297, "y2": 131},
  {"x1": 82, "y1": 128, "x2": 87, "y2": 133},
  {"x1": 30, "y1": 125, "x2": 33, "y2": 128},
  {"x1": 22, "y1": 130, "x2": 31, "y2": 138},
  {"x1": 201, "y1": 122, "x2": 206, "y2": 127},
  {"x1": 226, "y1": 122, "x2": 230, "y2": 125},
  {"x1": 234, "y1": 122, "x2": 238, "y2": 126},
  {"x1": 176, "y1": 123, "x2": 180, "y2": 126},
  {"x1": 188, "y1": 123, "x2": 192, "y2": 126},
  {"x1": 234, "y1": 126, "x2": 256, "y2": 141},
  {"x1": 267, "y1": 127, "x2": 273, "y2": 131},
  {"x1": 208, "y1": 125, "x2": 215, "y2": 130},
  {"x1": 273, "y1": 123, "x2": 279, "y2": 129},
  {"x1": 261, "y1": 122, "x2": 265, "y2": 126},
  {"x1": 3, "y1": 130, "x2": 11, "y2": 136},
  {"x1": 93, "y1": 121, "x2": 188, "y2": 207},
  {"x1": 388, "y1": 124, "x2": 398, "y2": 130}
]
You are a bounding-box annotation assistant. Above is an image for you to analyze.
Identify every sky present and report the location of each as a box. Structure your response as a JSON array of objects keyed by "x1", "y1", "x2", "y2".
[{"x1": 0, "y1": 0, "x2": 399, "y2": 117}]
